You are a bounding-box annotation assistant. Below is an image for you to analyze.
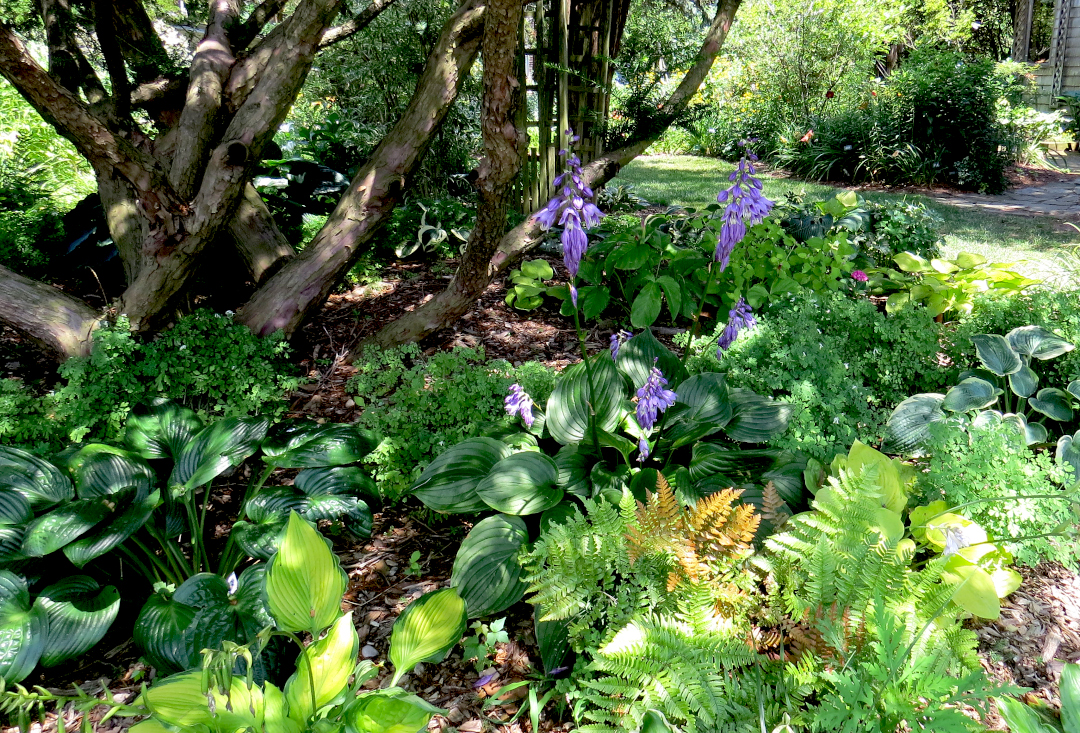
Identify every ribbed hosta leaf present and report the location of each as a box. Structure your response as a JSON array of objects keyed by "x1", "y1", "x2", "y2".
[
  {"x1": 139, "y1": 671, "x2": 216, "y2": 729},
  {"x1": 266, "y1": 512, "x2": 346, "y2": 635},
  {"x1": 123, "y1": 399, "x2": 204, "y2": 461},
  {"x1": 724, "y1": 389, "x2": 792, "y2": 443},
  {"x1": 233, "y1": 488, "x2": 305, "y2": 560},
  {"x1": 672, "y1": 373, "x2": 733, "y2": 426},
  {"x1": 941, "y1": 377, "x2": 1001, "y2": 413},
  {"x1": 169, "y1": 416, "x2": 271, "y2": 490},
  {"x1": 883, "y1": 393, "x2": 946, "y2": 455},
  {"x1": 547, "y1": 356, "x2": 626, "y2": 445},
  {"x1": 295, "y1": 466, "x2": 374, "y2": 537},
  {"x1": 615, "y1": 327, "x2": 685, "y2": 391},
  {"x1": 0, "y1": 571, "x2": 46, "y2": 683},
  {"x1": 134, "y1": 592, "x2": 199, "y2": 674},
  {"x1": 1006, "y1": 325, "x2": 1075, "y2": 360},
  {"x1": 262, "y1": 421, "x2": 379, "y2": 468},
  {"x1": 1057, "y1": 433, "x2": 1080, "y2": 483},
  {"x1": 0, "y1": 447, "x2": 72, "y2": 508},
  {"x1": 688, "y1": 444, "x2": 777, "y2": 484},
  {"x1": 1029, "y1": 388, "x2": 1074, "y2": 422},
  {"x1": 409, "y1": 438, "x2": 510, "y2": 513},
  {"x1": 535, "y1": 612, "x2": 571, "y2": 675},
  {"x1": 1001, "y1": 412, "x2": 1047, "y2": 447},
  {"x1": 476, "y1": 453, "x2": 561, "y2": 515},
  {"x1": 539, "y1": 500, "x2": 581, "y2": 533},
  {"x1": 972, "y1": 334, "x2": 1022, "y2": 376},
  {"x1": 63, "y1": 489, "x2": 161, "y2": 567},
  {"x1": 0, "y1": 491, "x2": 30, "y2": 527},
  {"x1": 451, "y1": 514, "x2": 528, "y2": 618},
  {"x1": 1062, "y1": 661, "x2": 1079, "y2": 733},
  {"x1": 554, "y1": 445, "x2": 591, "y2": 499},
  {"x1": 345, "y1": 690, "x2": 436, "y2": 733},
  {"x1": 389, "y1": 588, "x2": 467, "y2": 686},
  {"x1": 20, "y1": 497, "x2": 111, "y2": 557},
  {"x1": 1069, "y1": 380, "x2": 1080, "y2": 401},
  {"x1": 34, "y1": 575, "x2": 119, "y2": 667},
  {"x1": 285, "y1": 613, "x2": 358, "y2": 723},
  {"x1": 64, "y1": 444, "x2": 155, "y2": 499}
]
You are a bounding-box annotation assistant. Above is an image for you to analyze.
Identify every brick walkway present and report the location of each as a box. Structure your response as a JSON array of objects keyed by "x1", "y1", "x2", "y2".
[{"x1": 929, "y1": 155, "x2": 1080, "y2": 220}]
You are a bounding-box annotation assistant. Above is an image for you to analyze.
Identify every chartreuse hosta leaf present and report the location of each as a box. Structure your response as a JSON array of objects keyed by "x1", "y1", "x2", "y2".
[
  {"x1": 285, "y1": 612, "x2": 359, "y2": 724},
  {"x1": 0, "y1": 571, "x2": 46, "y2": 683},
  {"x1": 34, "y1": 575, "x2": 119, "y2": 668},
  {"x1": 123, "y1": 399, "x2": 204, "y2": 461},
  {"x1": 1062, "y1": 662, "x2": 1079, "y2": 733},
  {"x1": 137, "y1": 670, "x2": 300, "y2": 733},
  {"x1": 0, "y1": 446, "x2": 73, "y2": 508},
  {"x1": 345, "y1": 689, "x2": 442, "y2": 733},
  {"x1": 169, "y1": 415, "x2": 271, "y2": 490},
  {"x1": 451, "y1": 514, "x2": 529, "y2": 618},
  {"x1": 266, "y1": 512, "x2": 346, "y2": 635},
  {"x1": 262, "y1": 421, "x2": 380, "y2": 468},
  {"x1": 388, "y1": 588, "x2": 467, "y2": 687},
  {"x1": 994, "y1": 696, "x2": 1061, "y2": 733}
]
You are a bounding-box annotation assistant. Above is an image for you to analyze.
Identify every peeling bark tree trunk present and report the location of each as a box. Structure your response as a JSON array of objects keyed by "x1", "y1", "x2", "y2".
[
  {"x1": 235, "y1": 0, "x2": 486, "y2": 336},
  {"x1": 364, "y1": 0, "x2": 525, "y2": 348},
  {"x1": 0, "y1": 265, "x2": 101, "y2": 358},
  {"x1": 361, "y1": 0, "x2": 744, "y2": 352}
]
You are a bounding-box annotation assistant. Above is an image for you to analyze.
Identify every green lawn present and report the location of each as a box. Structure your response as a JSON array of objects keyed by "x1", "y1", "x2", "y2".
[{"x1": 613, "y1": 154, "x2": 1080, "y2": 284}]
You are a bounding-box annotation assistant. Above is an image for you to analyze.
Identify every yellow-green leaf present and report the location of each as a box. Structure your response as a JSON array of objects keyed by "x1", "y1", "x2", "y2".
[
  {"x1": 266, "y1": 512, "x2": 345, "y2": 635},
  {"x1": 286, "y1": 613, "x2": 359, "y2": 724},
  {"x1": 389, "y1": 588, "x2": 467, "y2": 687},
  {"x1": 345, "y1": 692, "x2": 435, "y2": 733}
]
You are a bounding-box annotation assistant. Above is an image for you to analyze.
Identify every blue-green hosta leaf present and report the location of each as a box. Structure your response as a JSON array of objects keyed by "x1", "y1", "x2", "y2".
[
  {"x1": 941, "y1": 377, "x2": 1002, "y2": 413},
  {"x1": 615, "y1": 327, "x2": 685, "y2": 391},
  {"x1": 20, "y1": 497, "x2": 112, "y2": 557},
  {"x1": 723, "y1": 389, "x2": 793, "y2": 443},
  {"x1": 295, "y1": 466, "x2": 375, "y2": 538},
  {"x1": 1008, "y1": 365, "x2": 1038, "y2": 398},
  {"x1": 476, "y1": 453, "x2": 561, "y2": 515},
  {"x1": 169, "y1": 416, "x2": 271, "y2": 490},
  {"x1": 972, "y1": 409, "x2": 1004, "y2": 431},
  {"x1": 971, "y1": 333, "x2": 1022, "y2": 377},
  {"x1": 0, "y1": 447, "x2": 72, "y2": 508},
  {"x1": 1029, "y1": 388, "x2": 1074, "y2": 422},
  {"x1": 262, "y1": 422, "x2": 380, "y2": 469},
  {"x1": 1058, "y1": 433, "x2": 1080, "y2": 485},
  {"x1": 1007, "y1": 325, "x2": 1075, "y2": 360},
  {"x1": 0, "y1": 491, "x2": 30, "y2": 527},
  {"x1": 63, "y1": 489, "x2": 161, "y2": 568},
  {"x1": 548, "y1": 356, "x2": 627, "y2": 445},
  {"x1": 409, "y1": 438, "x2": 511, "y2": 513},
  {"x1": 345, "y1": 690, "x2": 439, "y2": 733},
  {"x1": 63, "y1": 444, "x2": 155, "y2": 499},
  {"x1": 34, "y1": 576, "x2": 119, "y2": 667},
  {"x1": 883, "y1": 393, "x2": 946, "y2": 455},
  {"x1": 0, "y1": 571, "x2": 46, "y2": 684},
  {"x1": 554, "y1": 445, "x2": 591, "y2": 500},
  {"x1": 1069, "y1": 380, "x2": 1080, "y2": 401},
  {"x1": 285, "y1": 613, "x2": 358, "y2": 724},
  {"x1": 123, "y1": 399, "x2": 204, "y2": 461},
  {"x1": 389, "y1": 588, "x2": 467, "y2": 686},
  {"x1": 450, "y1": 514, "x2": 528, "y2": 618},
  {"x1": 1001, "y1": 412, "x2": 1047, "y2": 447},
  {"x1": 133, "y1": 592, "x2": 199, "y2": 674},
  {"x1": 266, "y1": 513, "x2": 346, "y2": 636}
]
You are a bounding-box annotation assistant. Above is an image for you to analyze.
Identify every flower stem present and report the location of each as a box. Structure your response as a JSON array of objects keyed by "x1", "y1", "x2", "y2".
[
  {"x1": 572, "y1": 295, "x2": 603, "y2": 456},
  {"x1": 680, "y1": 261, "x2": 719, "y2": 372}
]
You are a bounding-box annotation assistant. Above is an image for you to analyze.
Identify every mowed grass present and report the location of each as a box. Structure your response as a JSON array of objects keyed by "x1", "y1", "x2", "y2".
[{"x1": 613, "y1": 154, "x2": 1080, "y2": 284}]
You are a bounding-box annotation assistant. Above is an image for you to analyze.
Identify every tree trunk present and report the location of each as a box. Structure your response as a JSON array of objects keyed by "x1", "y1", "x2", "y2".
[
  {"x1": 363, "y1": 0, "x2": 744, "y2": 350},
  {"x1": 0, "y1": 265, "x2": 101, "y2": 359},
  {"x1": 366, "y1": 0, "x2": 525, "y2": 348},
  {"x1": 235, "y1": 0, "x2": 486, "y2": 337}
]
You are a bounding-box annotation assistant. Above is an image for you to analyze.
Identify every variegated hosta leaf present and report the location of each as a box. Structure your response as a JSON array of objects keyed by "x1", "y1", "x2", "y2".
[
  {"x1": 265, "y1": 512, "x2": 346, "y2": 635},
  {"x1": 883, "y1": 393, "x2": 946, "y2": 455},
  {"x1": 123, "y1": 399, "x2": 204, "y2": 461},
  {"x1": 1006, "y1": 325, "x2": 1075, "y2": 360},
  {"x1": 941, "y1": 377, "x2": 1001, "y2": 413},
  {"x1": 971, "y1": 333, "x2": 1022, "y2": 377},
  {"x1": 388, "y1": 588, "x2": 467, "y2": 687},
  {"x1": 1029, "y1": 388, "x2": 1074, "y2": 422}
]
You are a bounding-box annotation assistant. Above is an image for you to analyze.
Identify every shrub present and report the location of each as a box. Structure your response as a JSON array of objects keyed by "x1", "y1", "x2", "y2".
[
  {"x1": 0, "y1": 378, "x2": 61, "y2": 451},
  {"x1": 50, "y1": 310, "x2": 300, "y2": 443},
  {"x1": 348, "y1": 344, "x2": 553, "y2": 499},
  {"x1": 687, "y1": 291, "x2": 947, "y2": 460},
  {"x1": 918, "y1": 421, "x2": 1079, "y2": 567}
]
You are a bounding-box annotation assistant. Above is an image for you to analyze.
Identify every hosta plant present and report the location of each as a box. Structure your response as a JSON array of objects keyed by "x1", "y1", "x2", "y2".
[
  {"x1": 996, "y1": 661, "x2": 1079, "y2": 733},
  {"x1": 127, "y1": 512, "x2": 468, "y2": 733},
  {"x1": 885, "y1": 325, "x2": 1078, "y2": 456}
]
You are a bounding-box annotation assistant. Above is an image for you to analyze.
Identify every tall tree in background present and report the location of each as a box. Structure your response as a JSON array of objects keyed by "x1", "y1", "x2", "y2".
[{"x1": 0, "y1": 0, "x2": 743, "y2": 360}]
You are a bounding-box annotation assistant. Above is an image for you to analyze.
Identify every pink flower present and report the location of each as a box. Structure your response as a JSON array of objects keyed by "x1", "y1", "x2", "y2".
[{"x1": 851, "y1": 270, "x2": 868, "y2": 282}]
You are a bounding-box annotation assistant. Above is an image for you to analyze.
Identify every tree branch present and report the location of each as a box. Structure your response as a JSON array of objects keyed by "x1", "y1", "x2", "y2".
[
  {"x1": 236, "y1": 0, "x2": 486, "y2": 337},
  {"x1": 94, "y1": 0, "x2": 131, "y2": 120},
  {"x1": 319, "y1": 0, "x2": 398, "y2": 49},
  {"x1": 230, "y1": 183, "x2": 296, "y2": 283},
  {"x1": 230, "y1": 0, "x2": 289, "y2": 51},
  {"x1": 0, "y1": 265, "x2": 101, "y2": 359},
  {"x1": 38, "y1": 0, "x2": 109, "y2": 111},
  {"x1": 110, "y1": 0, "x2": 172, "y2": 84}
]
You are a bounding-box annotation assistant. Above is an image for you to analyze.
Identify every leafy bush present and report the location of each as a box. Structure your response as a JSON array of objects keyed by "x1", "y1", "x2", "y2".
[
  {"x1": 48, "y1": 311, "x2": 300, "y2": 443},
  {"x1": 0, "y1": 207, "x2": 61, "y2": 276},
  {"x1": 917, "y1": 421, "x2": 1078, "y2": 567},
  {"x1": 688, "y1": 291, "x2": 947, "y2": 460},
  {"x1": 0, "y1": 379, "x2": 61, "y2": 451},
  {"x1": 348, "y1": 344, "x2": 552, "y2": 499}
]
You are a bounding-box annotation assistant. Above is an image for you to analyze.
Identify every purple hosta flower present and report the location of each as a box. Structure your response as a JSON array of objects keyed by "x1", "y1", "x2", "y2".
[
  {"x1": 474, "y1": 673, "x2": 496, "y2": 688},
  {"x1": 609, "y1": 329, "x2": 633, "y2": 361},
  {"x1": 851, "y1": 269, "x2": 868, "y2": 282},
  {"x1": 638, "y1": 437, "x2": 650, "y2": 462},
  {"x1": 636, "y1": 358, "x2": 678, "y2": 433},
  {"x1": 716, "y1": 297, "x2": 756, "y2": 355},
  {"x1": 714, "y1": 143, "x2": 774, "y2": 271},
  {"x1": 534, "y1": 130, "x2": 604, "y2": 301},
  {"x1": 942, "y1": 525, "x2": 971, "y2": 557},
  {"x1": 505, "y1": 384, "x2": 535, "y2": 428}
]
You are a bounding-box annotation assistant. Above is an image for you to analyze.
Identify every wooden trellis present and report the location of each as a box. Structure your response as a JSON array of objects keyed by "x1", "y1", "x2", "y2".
[{"x1": 516, "y1": 0, "x2": 627, "y2": 214}]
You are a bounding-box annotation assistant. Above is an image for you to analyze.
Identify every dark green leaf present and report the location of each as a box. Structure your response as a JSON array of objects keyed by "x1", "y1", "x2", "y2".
[
  {"x1": 546, "y1": 357, "x2": 625, "y2": 445},
  {"x1": 672, "y1": 373, "x2": 733, "y2": 427},
  {"x1": 0, "y1": 571, "x2": 46, "y2": 684},
  {"x1": 410, "y1": 438, "x2": 511, "y2": 513},
  {"x1": 578, "y1": 286, "x2": 611, "y2": 321},
  {"x1": 64, "y1": 444, "x2": 154, "y2": 499},
  {"x1": 124, "y1": 400, "x2": 204, "y2": 461},
  {"x1": 554, "y1": 446, "x2": 591, "y2": 499},
  {"x1": 0, "y1": 491, "x2": 30, "y2": 526},
  {"x1": 0, "y1": 447, "x2": 72, "y2": 508},
  {"x1": 724, "y1": 389, "x2": 792, "y2": 443},
  {"x1": 972, "y1": 334, "x2": 1022, "y2": 377},
  {"x1": 63, "y1": 489, "x2": 161, "y2": 568},
  {"x1": 656, "y1": 275, "x2": 682, "y2": 322},
  {"x1": 170, "y1": 416, "x2": 271, "y2": 490},
  {"x1": 539, "y1": 501, "x2": 581, "y2": 534},
  {"x1": 534, "y1": 613, "x2": 571, "y2": 675},
  {"x1": 262, "y1": 422, "x2": 379, "y2": 468},
  {"x1": 450, "y1": 515, "x2": 528, "y2": 618},
  {"x1": 630, "y1": 282, "x2": 663, "y2": 328},
  {"x1": 232, "y1": 488, "x2": 304, "y2": 561},
  {"x1": 941, "y1": 377, "x2": 1002, "y2": 413},
  {"x1": 21, "y1": 498, "x2": 112, "y2": 557},
  {"x1": 615, "y1": 327, "x2": 685, "y2": 391},
  {"x1": 134, "y1": 592, "x2": 199, "y2": 674},
  {"x1": 34, "y1": 576, "x2": 119, "y2": 667},
  {"x1": 296, "y1": 466, "x2": 375, "y2": 538},
  {"x1": 476, "y1": 453, "x2": 562, "y2": 515}
]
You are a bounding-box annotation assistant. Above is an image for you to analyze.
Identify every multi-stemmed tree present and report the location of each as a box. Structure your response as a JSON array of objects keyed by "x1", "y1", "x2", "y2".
[{"x1": 0, "y1": 0, "x2": 741, "y2": 361}]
